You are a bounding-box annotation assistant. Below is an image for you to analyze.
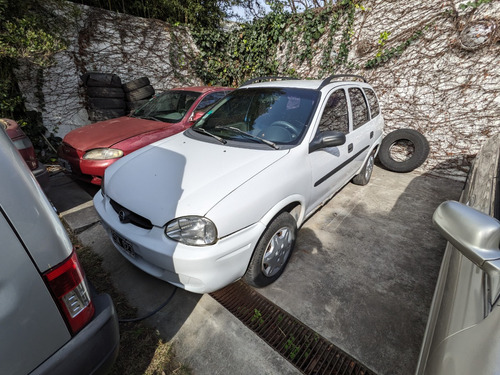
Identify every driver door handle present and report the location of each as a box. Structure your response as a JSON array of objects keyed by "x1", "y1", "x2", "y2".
[{"x1": 348, "y1": 143, "x2": 353, "y2": 153}]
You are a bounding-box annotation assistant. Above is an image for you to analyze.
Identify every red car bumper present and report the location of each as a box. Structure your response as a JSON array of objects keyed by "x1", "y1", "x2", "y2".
[{"x1": 58, "y1": 143, "x2": 118, "y2": 185}]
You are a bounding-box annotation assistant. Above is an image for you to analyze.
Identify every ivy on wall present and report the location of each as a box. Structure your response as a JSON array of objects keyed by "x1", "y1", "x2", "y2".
[{"x1": 192, "y1": 0, "x2": 358, "y2": 86}]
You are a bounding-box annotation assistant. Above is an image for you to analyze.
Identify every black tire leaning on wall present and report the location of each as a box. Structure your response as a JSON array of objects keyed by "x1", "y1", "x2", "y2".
[
  {"x1": 378, "y1": 128, "x2": 430, "y2": 173},
  {"x1": 125, "y1": 85, "x2": 155, "y2": 102},
  {"x1": 122, "y1": 77, "x2": 150, "y2": 92},
  {"x1": 89, "y1": 97, "x2": 126, "y2": 110},
  {"x1": 81, "y1": 72, "x2": 122, "y2": 88},
  {"x1": 127, "y1": 99, "x2": 150, "y2": 111},
  {"x1": 88, "y1": 108, "x2": 127, "y2": 122},
  {"x1": 86, "y1": 87, "x2": 125, "y2": 99}
]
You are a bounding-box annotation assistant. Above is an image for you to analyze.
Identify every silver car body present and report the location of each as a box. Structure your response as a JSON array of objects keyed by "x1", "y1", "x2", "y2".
[
  {"x1": 416, "y1": 132, "x2": 500, "y2": 374},
  {"x1": 0, "y1": 126, "x2": 119, "y2": 375}
]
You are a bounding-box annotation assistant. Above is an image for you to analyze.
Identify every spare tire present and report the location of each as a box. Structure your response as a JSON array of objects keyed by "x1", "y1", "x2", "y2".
[
  {"x1": 122, "y1": 77, "x2": 150, "y2": 92},
  {"x1": 86, "y1": 87, "x2": 125, "y2": 99},
  {"x1": 88, "y1": 108, "x2": 126, "y2": 122},
  {"x1": 125, "y1": 85, "x2": 155, "y2": 102},
  {"x1": 81, "y1": 72, "x2": 122, "y2": 88},
  {"x1": 127, "y1": 99, "x2": 150, "y2": 111},
  {"x1": 378, "y1": 128, "x2": 430, "y2": 173},
  {"x1": 89, "y1": 97, "x2": 126, "y2": 109}
]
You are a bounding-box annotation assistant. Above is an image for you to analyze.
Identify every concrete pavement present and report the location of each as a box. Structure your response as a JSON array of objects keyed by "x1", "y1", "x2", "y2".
[{"x1": 46, "y1": 166, "x2": 463, "y2": 375}]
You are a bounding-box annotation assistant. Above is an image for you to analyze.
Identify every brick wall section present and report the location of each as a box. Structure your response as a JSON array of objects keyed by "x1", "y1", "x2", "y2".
[{"x1": 14, "y1": 1, "x2": 499, "y2": 179}]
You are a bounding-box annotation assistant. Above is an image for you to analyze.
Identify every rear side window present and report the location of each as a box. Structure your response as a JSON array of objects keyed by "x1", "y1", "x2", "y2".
[
  {"x1": 364, "y1": 88, "x2": 380, "y2": 118},
  {"x1": 348, "y1": 88, "x2": 369, "y2": 131}
]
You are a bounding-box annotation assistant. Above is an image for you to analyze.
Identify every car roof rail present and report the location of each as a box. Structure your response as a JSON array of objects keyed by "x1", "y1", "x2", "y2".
[
  {"x1": 240, "y1": 76, "x2": 299, "y2": 87},
  {"x1": 317, "y1": 74, "x2": 367, "y2": 90}
]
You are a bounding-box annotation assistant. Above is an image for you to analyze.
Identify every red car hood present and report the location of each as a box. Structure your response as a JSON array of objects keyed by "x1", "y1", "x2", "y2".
[{"x1": 63, "y1": 116, "x2": 177, "y2": 150}]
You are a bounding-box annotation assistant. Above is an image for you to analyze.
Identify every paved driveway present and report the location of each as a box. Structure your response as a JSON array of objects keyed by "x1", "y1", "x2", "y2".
[{"x1": 48, "y1": 165, "x2": 463, "y2": 375}]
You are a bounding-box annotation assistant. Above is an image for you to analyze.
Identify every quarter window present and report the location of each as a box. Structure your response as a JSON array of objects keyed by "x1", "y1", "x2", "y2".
[
  {"x1": 364, "y1": 88, "x2": 380, "y2": 118},
  {"x1": 318, "y1": 89, "x2": 349, "y2": 134},
  {"x1": 349, "y1": 88, "x2": 369, "y2": 130}
]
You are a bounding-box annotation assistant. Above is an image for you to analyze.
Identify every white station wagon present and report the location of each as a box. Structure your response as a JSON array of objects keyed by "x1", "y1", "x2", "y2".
[{"x1": 94, "y1": 75, "x2": 384, "y2": 293}]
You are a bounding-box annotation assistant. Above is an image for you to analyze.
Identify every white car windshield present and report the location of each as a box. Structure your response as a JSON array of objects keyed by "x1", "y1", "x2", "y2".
[
  {"x1": 133, "y1": 90, "x2": 201, "y2": 123},
  {"x1": 192, "y1": 88, "x2": 319, "y2": 146}
]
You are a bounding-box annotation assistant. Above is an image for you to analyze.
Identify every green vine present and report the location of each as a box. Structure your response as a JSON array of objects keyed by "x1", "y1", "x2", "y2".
[
  {"x1": 192, "y1": 1, "x2": 358, "y2": 86},
  {"x1": 459, "y1": 0, "x2": 492, "y2": 10},
  {"x1": 365, "y1": 29, "x2": 424, "y2": 69}
]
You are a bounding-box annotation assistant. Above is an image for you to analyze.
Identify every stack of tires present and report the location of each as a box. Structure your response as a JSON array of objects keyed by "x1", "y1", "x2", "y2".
[
  {"x1": 81, "y1": 72, "x2": 127, "y2": 122},
  {"x1": 122, "y1": 77, "x2": 155, "y2": 112}
]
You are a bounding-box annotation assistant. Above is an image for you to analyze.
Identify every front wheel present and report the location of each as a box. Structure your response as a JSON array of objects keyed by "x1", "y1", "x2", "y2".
[{"x1": 244, "y1": 212, "x2": 297, "y2": 288}]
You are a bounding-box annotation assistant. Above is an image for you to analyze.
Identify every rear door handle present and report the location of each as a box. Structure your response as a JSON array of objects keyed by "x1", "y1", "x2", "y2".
[{"x1": 348, "y1": 143, "x2": 353, "y2": 153}]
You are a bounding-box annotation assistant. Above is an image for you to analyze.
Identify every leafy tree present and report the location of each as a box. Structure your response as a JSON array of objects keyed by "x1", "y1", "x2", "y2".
[
  {"x1": 67, "y1": 0, "x2": 233, "y2": 28},
  {"x1": 0, "y1": 0, "x2": 66, "y2": 117}
]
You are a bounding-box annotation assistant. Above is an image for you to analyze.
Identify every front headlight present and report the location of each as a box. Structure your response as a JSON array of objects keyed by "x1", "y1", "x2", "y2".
[
  {"x1": 83, "y1": 148, "x2": 124, "y2": 160},
  {"x1": 165, "y1": 216, "x2": 217, "y2": 246}
]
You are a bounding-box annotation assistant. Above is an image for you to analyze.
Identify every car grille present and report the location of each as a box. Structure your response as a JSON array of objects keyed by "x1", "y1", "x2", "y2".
[{"x1": 109, "y1": 199, "x2": 154, "y2": 230}]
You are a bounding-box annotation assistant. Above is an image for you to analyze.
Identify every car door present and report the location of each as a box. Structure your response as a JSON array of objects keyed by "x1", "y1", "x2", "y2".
[
  {"x1": 307, "y1": 87, "x2": 353, "y2": 213},
  {"x1": 344, "y1": 85, "x2": 379, "y2": 173},
  {"x1": 416, "y1": 133, "x2": 500, "y2": 375}
]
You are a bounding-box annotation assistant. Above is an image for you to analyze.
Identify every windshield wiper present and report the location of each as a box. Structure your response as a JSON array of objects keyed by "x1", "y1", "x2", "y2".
[
  {"x1": 226, "y1": 126, "x2": 279, "y2": 150},
  {"x1": 192, "y1": 127, "x2": 227, "y2": 144}
]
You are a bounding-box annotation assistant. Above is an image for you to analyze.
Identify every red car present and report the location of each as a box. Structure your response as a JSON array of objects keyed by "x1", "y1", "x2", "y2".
[
  {"x1": 1, "y1": 118, "x2": 50, "y2": 190},
  {"x1": 58, "y1": 86, "x2": 233, "y2": 185}
]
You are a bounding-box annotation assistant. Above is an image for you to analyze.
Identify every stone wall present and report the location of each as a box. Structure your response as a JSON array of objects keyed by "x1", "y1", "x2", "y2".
[
  {"x1": 274, "y1": 0, "x2": 500, "y2": 180},
  {"x1": 15, "y1": 3, "x2": 201, "y2": 137},
  {"x1": 350, "y1": 0, "x2": 500, "y2": 179},
  {"x1": 15, "y1": 1, "x2": 500, "y2": 180}
]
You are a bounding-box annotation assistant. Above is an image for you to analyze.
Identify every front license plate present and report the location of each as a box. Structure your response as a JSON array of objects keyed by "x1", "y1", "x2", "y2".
[
  {"x1": 58, "y1": 158, "x2": 72, "y2": 173},
  {"x1": 111, "y1": 230, "x2": 136, "y2": 258}
]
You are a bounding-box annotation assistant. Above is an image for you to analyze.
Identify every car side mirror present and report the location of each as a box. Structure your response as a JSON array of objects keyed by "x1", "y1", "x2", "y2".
[
  {"x1": 189, "y1": 111, "x2": 205, "y2": 124},
  {"x1": 309, "y1": 131, "x2": 346, "y2": 153},
  {"x1": 433, "y1": 200, "x2": 500, "y2": 306}
]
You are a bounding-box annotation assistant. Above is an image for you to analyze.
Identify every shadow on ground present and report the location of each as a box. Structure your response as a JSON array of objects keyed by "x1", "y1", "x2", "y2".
[{"x1": 258, "y1": 164, "x2": 464, "y2": 375}]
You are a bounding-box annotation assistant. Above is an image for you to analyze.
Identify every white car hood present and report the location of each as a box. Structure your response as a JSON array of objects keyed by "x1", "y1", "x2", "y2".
[{"x1": 106, "y1": 132, "x2": 289, "y2": 226}]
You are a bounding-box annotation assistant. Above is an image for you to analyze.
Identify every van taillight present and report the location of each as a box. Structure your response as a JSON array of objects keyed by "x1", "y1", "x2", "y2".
[{"x1": 43, "y1": 251, "x2": 95, "y2": 334}]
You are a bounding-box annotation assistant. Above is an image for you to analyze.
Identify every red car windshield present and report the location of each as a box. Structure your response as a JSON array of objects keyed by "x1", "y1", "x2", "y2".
[{"x1": 133, "y1": 90, "x2": 201, "y2": 123}]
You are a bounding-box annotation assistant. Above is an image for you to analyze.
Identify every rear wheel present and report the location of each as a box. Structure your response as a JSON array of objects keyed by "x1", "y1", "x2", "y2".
[
  {"x1": 352, "y1": 149, "x2": 375, "y2": 185},
  {"x1": 244, "y1": 212, "x2": 297, "y2": 288}
]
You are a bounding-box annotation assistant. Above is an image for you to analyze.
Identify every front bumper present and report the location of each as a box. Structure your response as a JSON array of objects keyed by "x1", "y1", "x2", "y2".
[
  {"x1": 58, "y1": 146, "x2": 118, "y2": 185},
  {"x1": 31, "y1": 292, "x2": 120, "y2": 375},
  {"x1": 94, "y1": 193, "x2": 265, "y2": 294}
]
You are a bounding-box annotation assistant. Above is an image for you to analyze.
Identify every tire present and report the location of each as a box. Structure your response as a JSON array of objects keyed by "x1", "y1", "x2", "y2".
[
  {"x1": 81, "y1": 73, "x2": 122, "y2": 88},
  {"x1": 88, "y1": 108, "x2": 126, "y2": 122},
  {"x1": 86, "y1": 87, "x2": 125, "y2": 99},
  {"x1": 352, "y1": 149, "x2": 376, "y2": 185},
  {"x1": 244, "y1": 212, "x2": 297, "y2": 288},
  {"x1": 125, "y1": 85, "x2": 155, "y2": 102},
  {"x1": 89, "y1": 98, "x2": 126, "y2": 110},
  {"x1": 122, "y1": 77, "x2": 150, "y2": 92},
  {"x1": 378, "y1": 129, "x2": 430, "y2": 173},
  {"x1": 127, "y1": 99, "x2": 150, "y2": 111}
]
